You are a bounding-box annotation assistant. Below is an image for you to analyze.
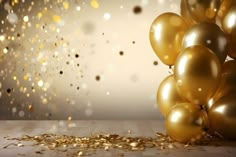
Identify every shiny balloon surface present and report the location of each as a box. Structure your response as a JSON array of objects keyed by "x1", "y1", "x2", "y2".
[
  {"x1": 174, "y1": 45, "x2": 221, "y2": 105},
  {"x1": 182, "y1": 22, "x2": 228, "y2": 63},
  {"x1": 166, "y1": 103, "x2": 208, "y2": 143},
  {"x1": 150, "y1": 13, "x2": 188, "y2": 65},
  {"x1": 157, "y1": 75, "x2": 185, "y2": 118},
  {"x1": 209, "y1": 93, "x2": 236, "y2": 139}
]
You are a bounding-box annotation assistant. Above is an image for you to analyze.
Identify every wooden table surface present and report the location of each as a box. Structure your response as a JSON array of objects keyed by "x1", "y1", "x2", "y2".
[{"x1": 0, "y1": 120, "x2": 235, "y2": 157}]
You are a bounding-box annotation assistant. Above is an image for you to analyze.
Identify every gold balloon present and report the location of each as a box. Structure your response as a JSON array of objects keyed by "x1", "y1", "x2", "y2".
[
  {"x1": 222, "y1": 5, "x2": 236, "y2": 59},
  {"x1": 209, "y1": 93, "x2": 236, "y2": 139},
  {"x1": 207, "y1": 60, "x2": 236, "y2": 111},
  {"x1": 222, "y1": 60, "x2": 236, "y2": 74},
  {"x1": 174, "y1": 45, "x2": 221, "y2": 105},
  {"x1": 157, "y1": 75, "x2": 185, "y2": 118},
  {"x1": 218, "y1": 0, "x2": 236, "y2": 19},
  {"x1": 222, "y1": 5, "x2": 236, "y2": 33},
  {"x1": 182, "y1": 22, "x2": 228, "y2": 63},
  {"x1": 149, "y1": 13, "x2": 188, "y2": 66},
  {"x1": 180, "y1": 0, "x2": 197, "y2": 26},
  {"x1": 182, "y1": 0, "x2": 222, "y2": 23},
  {"x1": 228, "y1": 31, "x2": 236, "y2": 59},
  {"x1": 166, "y1": 103, "x2": 208, "y2": 143}
]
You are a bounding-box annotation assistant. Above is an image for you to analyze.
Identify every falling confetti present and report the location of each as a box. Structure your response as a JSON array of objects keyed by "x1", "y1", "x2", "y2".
[
  {"x1": 95, "y1": 75, "x2": 100, "y2": 81},
  {"x1": 3, "y1": 47, "x2": 8, "y2": 54},
  {"x1": 153, "y1": 61, "x2": 158, "y2": 65},
  {"x1": 68, "y1": 116, "x2": 72, "y2": 121},
  {"x1": 6, "y1": 88, "x2": 11, "y2": 94},
  {"x1": 37, "y1": 80, "x2": 44, "y2": 87},
  {"x1": 0, "y1": 35, "x2": 5, "y2": 41},
  {"x1": 103, "y1": 13, "x2": 111, "y2": 21},
  {"x1": 75, "y1": 54, "x2": 79, "y2": 58},
  {"x1": 133, "y1": 6, "x2": 142, "y2": 14},
  {"x1": 28, "y1": 104, "x2": 33, "y2": 111},
  {"x1": 0, "y1": 0, "x2": 170, "y2": 120},
  {"x1": 23, "y1": 16, "x2": 29, "y2": 22},
  {"x1": 52, "y1": 15, "x2": 61, "y2": 23},
  {"x1": 63, "y1": 1, "x2": 69, "y2": 10},
  {"x1": 7, "y1": 12, "x2": 18, "y2": 24},
  {"x1": 90, "y1": 0, "x2": 99, "y2": 9},
  {"x1": 76, "y1": 6, "x2": 81, "y2": 11}
]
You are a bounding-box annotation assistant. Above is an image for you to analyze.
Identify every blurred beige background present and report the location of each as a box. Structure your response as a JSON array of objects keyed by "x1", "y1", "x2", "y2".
[{"x1": 0, "y1": 0, "x2": 180, "y2": 119}]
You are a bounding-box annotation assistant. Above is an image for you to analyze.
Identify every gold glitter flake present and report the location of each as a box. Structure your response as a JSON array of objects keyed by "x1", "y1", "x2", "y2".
[
  {"x1": 37, "y1": 12, "x2": 43, "y2": 18},
  {"x1": 23, "y1": 16, "x2": 29, "y2": 22},
  {"x1": 53, "y1": 15, "x2": 61, "y2": 23},
  {"x1": 90, "y1": 0, "x2": 99, "y2": 9},
  {"x1": 3, "y1": 47, "x2": 8, "y2": 54},
  {"x1": 0, "y1": 35, "x2": 5, "y2": 41},
  {"x1": 5, "y1": 132, "x2": 221, "y2": 157},
  {"x1": 63, "y1": 1, "x2": 69, "y2": 10},
  {"x1": 28, "y1": 105, "x2": 33, "y2": 111},
  {"x1": 13, "y1": 76, "x2": 17, "y2": 80},
  {"x1": 11, "y1": 0, "x2": 19, "y2": 6},
  {"x1": 68, "y1": 116, "x2": 72, "y2": 121},
  {"x1": 17, "y1": 143, "x2": 24, "y2": 147},
  {"x1": 5, "y1": 133, "x2": 175, "y2": 156},
  {"x1": 37, "y1": 80, "x2": 44, "y2": 87},
  {"x1": 77, "y1": 151, "x2": 83, "y2": 156},
  {"x1": 23, "y1": 75, "x2": 28, "y2": 81}
]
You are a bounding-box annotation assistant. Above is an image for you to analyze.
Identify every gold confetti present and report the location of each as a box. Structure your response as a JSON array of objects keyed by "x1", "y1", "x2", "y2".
[
  {"x1": 39, "y1": 43, "x2": 44, "y2": 49},
  {"x1": 11, "y1": 0, "x2": 19, "y2": 6},
  {"x1": 53, "y1": 15, "x2": 61, "y2": 23},
  {"x1": 37, "y1": 12, "x2": 43, "y2": 18},
  {"x1": 78, "y1": 151, "x2": 83, "y2": 156},
  {"x1": 104, "y1": 146, "x2": 109, "y2": 151},
  {"x1": 35, "y1": 24, "x2": 40, "y2": 28},
  {"x1": 168, "y1": 144, "x2": 174, "y2": 149},
  {"x1": 17, "y1": 143, "x2": 24, "y2": 147},
  {"x1": 0, "y1": 35, "x2": 5, "y2": 41},
  {"x1": 4, "y1": 132, "x2": 222, "y2": 157},
  {"x1": 68, "y1": 116, "x2": 72, "y2": 121},
  {"x1": 13, "y1": 76, "x2": 17, "y2": 80},
  {"x1": 129, "y1": 142, "x2": 139, "y2": 147},
  {"x1": 28, "y1": 105, "x2": 33, "y2": 111},
  {"x1": 90, "y1": 0, "x2": 99, "y2": 9},
  {"x1": 23, "y1": 16, "x2": 29, "y2": 22},
  {"x1": 3, "y1": 47, "x2": 8, "y2": 54},
  {"x1": 37, "y1": 80, "x2": 44, "y2": 87},
  {"x1": 35, "y1": 151, "x2": 43, "y2": 154},
  {"x1": 63, "y1": 1, "x2": 69, "y2": 9},
  {"x1": 42, "y1": 98, "x2": 48, "y2": 104},
  {"x1": 23, "y1": 75, "x2": 28, "y2": 81}
]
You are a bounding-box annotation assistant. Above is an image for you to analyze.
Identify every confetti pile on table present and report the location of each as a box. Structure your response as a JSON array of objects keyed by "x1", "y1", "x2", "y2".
[{"x1": 4, "y1": 132, "x2": 221, "y2": 157}]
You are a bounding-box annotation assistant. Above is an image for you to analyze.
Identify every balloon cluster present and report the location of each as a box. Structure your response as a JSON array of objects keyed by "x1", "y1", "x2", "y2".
[{"x1": 149, "y1": 0, "x2": 236, "y2": 143}]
